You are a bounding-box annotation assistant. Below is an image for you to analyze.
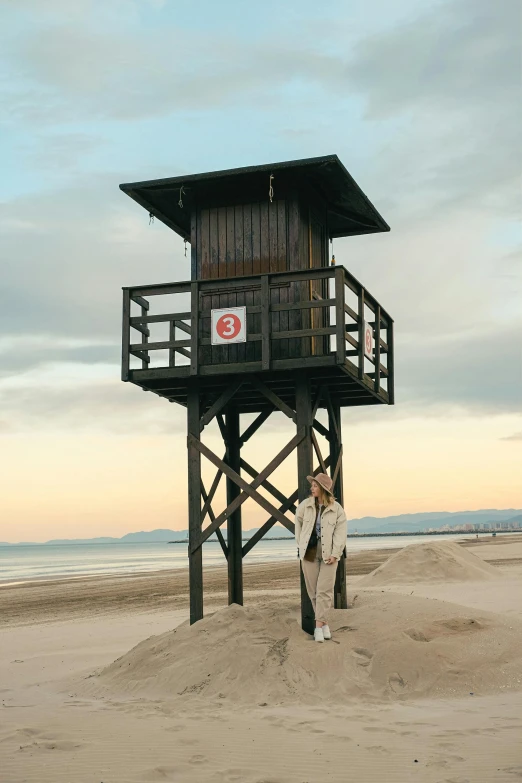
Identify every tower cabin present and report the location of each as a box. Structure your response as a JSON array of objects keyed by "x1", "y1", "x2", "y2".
[{"x1": 120, "y1": 155, "x2": 394, "y2": 631}]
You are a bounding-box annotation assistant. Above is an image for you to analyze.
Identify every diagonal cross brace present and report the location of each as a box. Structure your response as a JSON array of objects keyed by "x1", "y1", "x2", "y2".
[
  {"x1": 331, "y1": 446, "x2": 343, "y2": 486},
  {"x1": 250, "y1": 376, "x2": 329, "y2": 440},
  {"x1": 240, "y1": 458, "x2": 297, "y2": 513},
  {"x1": 200, "y1": 480, "x2": 228, "y2": 559},
  {"x1": 239, "y1": 410, "x2": 272, "y2": 446},
  {"x1": 200, "y1": 461, "x2": 223, "y2": 524},
  {"x1": 311, "y1": 429, "x2": 327, "y2": 475},
  {"x1": 241, "y1": 457, "x2": 332, "y2": 557},
  {"x1": 250, "y1": 376, "x2": 296, "y2": 422},
  {"x1": 199, "y1": 379, "x2": 243, "y2": 431},
  {"x1": 189, "y1": 429, "x2": 305, "y2": 552},
  {"x1": 242, "y1": 489, "x2": 298, "y2": 557}
]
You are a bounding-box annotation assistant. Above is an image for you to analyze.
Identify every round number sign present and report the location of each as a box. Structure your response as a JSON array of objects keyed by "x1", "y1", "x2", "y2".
[
  {"x1": 216, "y1": 313, "x2": 242, "y2": 340},
  {"x1": 365, "y1": 327, "x2": 372, "y2": 354}
]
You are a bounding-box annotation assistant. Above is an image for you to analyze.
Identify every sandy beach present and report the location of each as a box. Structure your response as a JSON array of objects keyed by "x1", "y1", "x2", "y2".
[{"x1": 1, "y1": 534, "x2": 522, "y2": 783}]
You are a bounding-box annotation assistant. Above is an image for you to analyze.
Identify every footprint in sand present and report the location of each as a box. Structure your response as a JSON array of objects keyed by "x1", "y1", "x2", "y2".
[
  {"x1": 426, "y1": 754, "x2": 465, "y2": 768},
  {"x1": 388, "y1": 672, "x2": 406, "y2": 693},
  {"x1": 441, "y1": 778, "x2": 471, "y2": 783},
  {"x1": 352, "y1": 648, "x2": 373, "y2": 667},
  {"x1": 188, "y1": 754, "x2": 208, "y2": 765},
  {"x1": 19, "y1": 738, "x2": 84, "y2": 752},
  {"x1": 365, "y1": 745, "x2": 391, "y2": 755},
  {"x1": 142, "y1": 765, "x2": 182, "y2": 781},
  {"x1": 363, "y1": 726, "x2": 396, "y2": 734},
  {"x1": 219, "y1": 767, "x2": 258, "y2": 782},
  {"x1": 404, "y1": 628, "x2": 430, "y2": 642}
]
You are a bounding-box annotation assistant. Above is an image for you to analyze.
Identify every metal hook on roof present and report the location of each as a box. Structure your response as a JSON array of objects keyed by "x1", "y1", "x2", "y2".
[
  {"x1": 269, "y1": 174, "x2": 274, "y2": 204},
  {"x1": 149, "y1": 212, "x2": 154, "y2": 225},
  {"x1": 178, "y1": 186, "x2": 185, "y2": 209}
]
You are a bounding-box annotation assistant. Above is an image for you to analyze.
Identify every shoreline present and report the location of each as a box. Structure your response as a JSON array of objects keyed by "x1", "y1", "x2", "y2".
[
  {"x1": 2, "y1": 532, "x2": 521, "y2": 590},
  {"x1": 2, "y1": 529, "x2": 520, "y2": 548},
  {"x1": 2, "y1": 535, "x2": 521, "y2": 627}
]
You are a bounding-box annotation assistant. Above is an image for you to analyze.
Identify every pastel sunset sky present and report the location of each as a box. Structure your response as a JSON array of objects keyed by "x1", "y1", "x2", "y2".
[{"x1": 1, "y1": 0, "x2": 520, "y2": 542}]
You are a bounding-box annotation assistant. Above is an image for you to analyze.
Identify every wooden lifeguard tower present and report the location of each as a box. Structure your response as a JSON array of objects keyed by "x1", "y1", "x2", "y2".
[{"x1": 120, "y1": 155, "x2": 394, "y2": 634}]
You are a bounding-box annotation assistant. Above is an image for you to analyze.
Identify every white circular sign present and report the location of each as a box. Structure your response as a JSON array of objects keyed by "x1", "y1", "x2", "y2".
[
  {"x1": 211, "y1": 307, "x2": 247, "y2": 345},
  {"x1": 363, "y1": 321, "x2": 373, "y2": 358}
]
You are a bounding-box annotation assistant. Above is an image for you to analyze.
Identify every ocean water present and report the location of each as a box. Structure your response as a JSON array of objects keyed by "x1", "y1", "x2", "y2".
[{"x1": 0, "y1": 532, "x2": 498, "y2": 585}]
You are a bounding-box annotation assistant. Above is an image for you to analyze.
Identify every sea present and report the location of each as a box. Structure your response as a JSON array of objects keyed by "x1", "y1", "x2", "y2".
[{"x1": 0, "y1": 532, "x2": 504, "y2": 586}]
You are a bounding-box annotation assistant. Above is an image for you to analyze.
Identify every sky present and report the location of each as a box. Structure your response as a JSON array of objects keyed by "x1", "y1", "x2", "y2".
[{"x1": 1, "y1": 0, "x2": 521, "y2": 543}]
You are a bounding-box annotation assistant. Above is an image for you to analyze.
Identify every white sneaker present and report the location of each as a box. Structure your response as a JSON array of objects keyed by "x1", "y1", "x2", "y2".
[
  {"x1": 322, "y1": 625, "x2": 332, "y2": 640},
  {"x1": 314, "y1": 627, "x2": 324, "y2": 643}
]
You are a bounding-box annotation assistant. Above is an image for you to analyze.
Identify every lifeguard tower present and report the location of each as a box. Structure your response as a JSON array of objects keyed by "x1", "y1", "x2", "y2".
[{"x1": 120, "y1": 155, "x2": 394, "y2": 634}]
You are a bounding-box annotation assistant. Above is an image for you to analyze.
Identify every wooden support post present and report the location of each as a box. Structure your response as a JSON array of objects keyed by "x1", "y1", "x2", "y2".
[
  {"x1": 295, "y1": 373, "x2": 315, "y2": 635},
  {"x1": 329, "y1": 398, "x2": 347, "y2": 609},
  {"x1": 225, "y1": 408, "x2": 243, "y2": 606},
  {"x1": 187, "y1": 385, "x2": 203, "y2": 624}
]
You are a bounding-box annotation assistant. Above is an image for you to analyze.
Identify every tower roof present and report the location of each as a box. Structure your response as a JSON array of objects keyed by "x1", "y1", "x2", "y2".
[{"x1": 120, "y1": 154, "x2": 390, "y2": 241}]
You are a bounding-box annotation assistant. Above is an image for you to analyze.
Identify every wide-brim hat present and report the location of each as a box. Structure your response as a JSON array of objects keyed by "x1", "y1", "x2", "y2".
[{"x1": 307, "y1": 473, "x2": 334, "y2": 496}]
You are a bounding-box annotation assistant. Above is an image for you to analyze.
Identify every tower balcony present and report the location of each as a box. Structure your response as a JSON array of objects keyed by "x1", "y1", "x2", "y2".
[{"x1": 122, "y1": 265, "x2": 394, "y2": 414}]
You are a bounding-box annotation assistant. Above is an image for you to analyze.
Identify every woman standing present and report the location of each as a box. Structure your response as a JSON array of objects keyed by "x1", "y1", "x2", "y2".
[{"x1": 295, "y1": 473, "x2": 348, "y2": 642}]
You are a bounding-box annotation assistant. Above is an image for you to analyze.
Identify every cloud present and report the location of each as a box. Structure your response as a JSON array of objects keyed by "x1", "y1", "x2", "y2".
[
  {"x1": 343, "y1": 0, "x2": 522, "y2": 218},
  {"x1": 501, "y1": 431, "x2": 522, "y2": 442},
  {"x1": 0, "y1": 369, "x2": 186, "y2": 435},
  {"x1": 0, "y1": 174, "x2": 192, "y2": 342},
  {"x1": 397, "y1": 324, "x2": 522, "y2": 414},
  {"x1": 0, "y1": 337, "x2": 118, "y2": 378}
]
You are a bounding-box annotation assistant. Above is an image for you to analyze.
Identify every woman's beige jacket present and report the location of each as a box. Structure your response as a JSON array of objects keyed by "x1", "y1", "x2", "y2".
[{"x1": 294, "y1": 497, "x2": 347, "y2": 563}]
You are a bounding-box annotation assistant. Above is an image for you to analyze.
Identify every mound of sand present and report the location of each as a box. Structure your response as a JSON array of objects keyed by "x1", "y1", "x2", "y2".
[
  {"x1": 81, "y1": 591, "x2": 522, "y2": 706},
  {"x1": 358, "y1": 540, "x2": 502, "y2": 587}
]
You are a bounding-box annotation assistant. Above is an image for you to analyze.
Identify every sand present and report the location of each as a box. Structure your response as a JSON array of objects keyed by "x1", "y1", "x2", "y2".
[
  {"x1": 1, "y1": 534, "x2": 522, "y2": 782},
  {"x1": 86, "y1": 593, "x2": 522, "y2": 705},
  {"x1": 358, "y1": 539, "x2": 502, "y2": 586}
]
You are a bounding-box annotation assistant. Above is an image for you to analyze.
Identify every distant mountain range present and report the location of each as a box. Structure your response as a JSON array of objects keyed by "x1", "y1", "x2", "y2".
[{"x1": 1, "y1": 509, "x2": 521, "y2": 545}]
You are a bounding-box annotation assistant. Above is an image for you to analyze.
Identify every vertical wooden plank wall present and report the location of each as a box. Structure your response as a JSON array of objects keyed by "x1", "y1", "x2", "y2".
[
  {"x1": 193, "y1": 200, "x2": 290, "y2": 364},
  {"x1": 191, "y1": 190, "x2": 329, "y2": 366}
]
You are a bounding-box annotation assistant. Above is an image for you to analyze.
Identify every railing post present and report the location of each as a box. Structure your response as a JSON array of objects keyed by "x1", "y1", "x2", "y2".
[
  {"x1": 358, "y1": 287, "x2": 365, "y2": 380},
  {"x1": 261, "y1": 274, "x2": 270, "y2": 371},
  {"x1": 387, "y1": 318, "x2": 395, "y2": 404},
  {"x1": 190, "y1": 281, "x2": 199, "y2": 375},
  {"x1": 121, "y1": 289, "x2": 130, "y2": 381},
  {"x1": 374, "y1": 304, "x2": 381, "y2": 393},
  {"x1": 334, "y1": 267, "x2": 345, "y2": 365},
  {"x1": 169, "y1": 320, "x2": 175, "y2": 368},
  {"x1": 140, "y1": 301, "x2": 149, "y2": 370}
]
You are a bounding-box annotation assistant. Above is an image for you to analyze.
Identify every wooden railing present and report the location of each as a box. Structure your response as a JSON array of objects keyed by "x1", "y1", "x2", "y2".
[{"x1": 121, "y1": 266, "x2": 394, "y2": 400}]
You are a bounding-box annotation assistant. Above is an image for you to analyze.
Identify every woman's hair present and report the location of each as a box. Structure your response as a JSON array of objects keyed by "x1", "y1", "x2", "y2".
[{"x1": 311, "y1": 482, "x2": 335, "y2": 506}]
